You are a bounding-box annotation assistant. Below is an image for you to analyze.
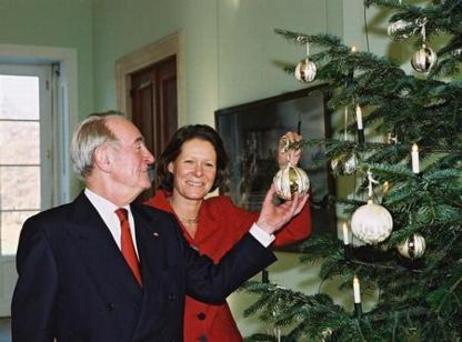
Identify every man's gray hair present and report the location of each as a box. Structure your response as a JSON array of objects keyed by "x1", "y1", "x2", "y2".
[{"x1": 71, "y1": 111, "x2": 124, "y2": 179}]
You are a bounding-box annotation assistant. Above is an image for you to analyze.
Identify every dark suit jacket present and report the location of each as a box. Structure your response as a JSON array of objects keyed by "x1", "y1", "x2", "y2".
[{"x1": 11, "y1": 192, "x2": 276, "y2": 342}]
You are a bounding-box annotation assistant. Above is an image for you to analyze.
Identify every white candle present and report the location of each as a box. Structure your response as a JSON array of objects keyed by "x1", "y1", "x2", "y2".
[
  {"x1": 411, "y1": 144, "x2": 420, "y2": 174},
  {"x1": 355, "y1": 104, "x2": 363, "y2": 130},
  {"x1": 353, "y1": 275, "x2": 361, "y2": 304},
  {"x1": 342, "y1": 223, "x2": 350, "y2": 245}
]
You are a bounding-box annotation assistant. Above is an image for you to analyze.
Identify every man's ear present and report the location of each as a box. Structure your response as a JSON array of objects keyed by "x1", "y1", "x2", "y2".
[
  {"x1": 93, "y1": 144, "x2": 113, "y2": 173},
  {"x1": 167, "y1": 161, "x2": 174, "y2": 174}
]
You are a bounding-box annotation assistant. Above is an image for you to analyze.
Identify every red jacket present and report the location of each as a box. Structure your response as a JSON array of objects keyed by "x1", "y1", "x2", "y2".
[{"x1": 145, "y1": 190, "x2": 311, "y2": 341}]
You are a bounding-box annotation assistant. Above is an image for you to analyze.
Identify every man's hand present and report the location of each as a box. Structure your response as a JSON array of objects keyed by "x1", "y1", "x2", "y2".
[{"x1": 256, "y1": 184, "x2": 309, "y2": 235}]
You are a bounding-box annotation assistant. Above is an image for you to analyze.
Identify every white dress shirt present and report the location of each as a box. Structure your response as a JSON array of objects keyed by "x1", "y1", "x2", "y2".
[{"x1": 84, "y1": 188, "x2": 140, "y2": 258}]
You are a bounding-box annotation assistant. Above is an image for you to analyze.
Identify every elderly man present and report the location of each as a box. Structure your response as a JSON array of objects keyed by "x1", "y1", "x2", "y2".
[{"x1": 11, "y1": 112, "x2": 307, "y2": 342}]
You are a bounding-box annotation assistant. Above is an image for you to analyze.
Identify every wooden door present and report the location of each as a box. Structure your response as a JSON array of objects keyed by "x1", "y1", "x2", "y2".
[{"x1": 130, "y1": 56, "x2": 177, "y2": 199}]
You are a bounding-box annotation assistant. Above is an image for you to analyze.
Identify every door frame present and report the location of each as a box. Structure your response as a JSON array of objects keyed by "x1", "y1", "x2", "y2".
[
  {"x1": 0, "y1": 44, "x2": 78, "y2": 205},
  {"x1": 115, "y1": 31, "x2": 185, "y2": 125}
]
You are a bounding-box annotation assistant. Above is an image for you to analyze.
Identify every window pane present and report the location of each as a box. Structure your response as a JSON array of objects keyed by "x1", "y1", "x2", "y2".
[
  {"x1": 0, "y1": 121, "x2": 40, "y2": 164},
  {"x1": 0, "y1": 75, "x2": 39, "y2": 120},
  {"x1": 1, "y1": 211, "x2": 37, "y2": 255},
  {"x1": 0, "y1": 166, "x2": 40, "y2": 210}
]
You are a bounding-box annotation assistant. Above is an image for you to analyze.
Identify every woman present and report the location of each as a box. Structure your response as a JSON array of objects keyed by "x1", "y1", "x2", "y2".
[{"x1": 145, "y1": 124, "x2": 311, "y2": 342}]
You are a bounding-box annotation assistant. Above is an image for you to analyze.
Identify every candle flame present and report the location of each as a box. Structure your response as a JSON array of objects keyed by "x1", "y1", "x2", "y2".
[{"x1": 383, "y1": 181, "x2": 390, "y2": 194}]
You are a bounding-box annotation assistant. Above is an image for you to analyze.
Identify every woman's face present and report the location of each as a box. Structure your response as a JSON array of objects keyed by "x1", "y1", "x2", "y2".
[{"x1": 168, "y1": 138, "x2": 217, "y2": 201}]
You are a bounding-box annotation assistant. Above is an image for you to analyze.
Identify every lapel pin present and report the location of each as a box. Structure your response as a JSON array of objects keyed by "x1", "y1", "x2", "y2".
[{"x1": 153, "y1": 232, "x2": 160, "y2": 238}]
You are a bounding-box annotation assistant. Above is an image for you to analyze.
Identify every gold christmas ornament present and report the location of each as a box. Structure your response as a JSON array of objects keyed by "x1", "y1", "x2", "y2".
[
  {"x1": 294, "y1": 58, "x2": 317, "y2": 82},
  {"x1": 330, "y1": 153, "x2": 359, "y2": 175},
  {"x1": 344, "y1": 154, "x2": 358, "y2": 174},
  {"x1": 351, "y1": 200, "x2": 393, "y2": 244},
  {"x1": 330, "y1": 154, "x2": 358, "y2": 174},
  {"x1": 387, "y1": 19, "x2": 413, "y2": 41},
  {"x1": 411, "y1": 44, "x2": 437, "y2": 72},
  {"x1": 273, "y1": 164, "x2": 310, "y2": 201},
  {"x1": 397, "y1": 233, "x2": 426, "y2": 259},
  {"x1": 330, "y1": 157, "x2": 339, "y2": 172}
]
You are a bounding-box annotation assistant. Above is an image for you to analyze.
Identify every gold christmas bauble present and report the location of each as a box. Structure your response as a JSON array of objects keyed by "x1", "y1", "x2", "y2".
[
  {"x1": 387, "y1": 19, "x2": 413, "y2": 41},
  {"x1": 411, "y1": 44, "x2": 437, "y2": 72},
  {"x1": 294, "y1": 58, "x2": 317, "y2": 82},
  {"x1": 343, "y1": 154, "x2": 358, "y2": 175},
  {"x1": 273, "y1": 165, "x2": 310, "y2": 201},
  {"x1": 351, "y1": 200, "x2": 393, "y2": 244},
  {"x1": 330, "y1": 154, "x2": 357, "y2": 175},
  {"x1": 397, "y1": 233, "x2": 426, "y2": 259}
]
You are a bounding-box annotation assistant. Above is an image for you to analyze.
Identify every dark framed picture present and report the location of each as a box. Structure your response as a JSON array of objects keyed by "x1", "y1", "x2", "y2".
[{"x1": 215, "y1": 85, "x2": 336, "y2": 240}]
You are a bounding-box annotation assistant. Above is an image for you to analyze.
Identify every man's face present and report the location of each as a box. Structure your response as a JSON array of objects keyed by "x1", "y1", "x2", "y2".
[{"x1": 105, "y1": 117, "x2": 155, "y2": 198}]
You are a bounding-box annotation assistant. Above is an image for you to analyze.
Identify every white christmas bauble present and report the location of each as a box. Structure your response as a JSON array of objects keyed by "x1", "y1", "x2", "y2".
[
  {"x1": 351, "y1": 200, "x2": 393, "y2": 244},
  {"x1": 387, "y1": 19, "x2": 412, "y2": 41},
  {"x1": 411, "y1": 45, "x2": 437, "y2": 72},
  {"x1": 273, "y1": 165, "x2": 310, "y2": 201},
  {"x1": 294, "y1": 58, "x2": 317, "y2": 82},
  {"x1": 397, "y1": 233, "x2": 426, "y2": 259}
]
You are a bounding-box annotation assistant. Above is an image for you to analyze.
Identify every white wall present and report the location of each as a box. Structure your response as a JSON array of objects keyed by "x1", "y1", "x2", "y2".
[{"x1": 92, "y1": 0, "x2": 337, "y2": 125}]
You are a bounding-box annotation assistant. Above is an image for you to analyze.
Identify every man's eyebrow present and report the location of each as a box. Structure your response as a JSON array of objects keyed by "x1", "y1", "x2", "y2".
[{"x1": 134, "y1": 136, "x2": 145, "y2": 143}]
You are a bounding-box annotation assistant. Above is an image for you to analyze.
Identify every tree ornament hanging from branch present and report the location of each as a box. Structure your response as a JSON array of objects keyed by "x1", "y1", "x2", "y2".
[
  {"x1": 451, "y1": 48, "x2": 462, "y2": 57},
  {"x1": 294, "y1": 42, "x2": 317, "y2": 82},
  {"x1": 411, "y1": 18, "x2": 437, "y2": 73},
  {"x1": 397, "y1": 233, "x2": 426, "y2": 259},
  {"x1": 273, "y1": 164, "x2": 310, "y2": 200},
  {"x1": 273, "y1": 137, "x2": 310, "y2": 201},
  {"x1": 344, "y1": 153, "x2": 358, "y2": 174},
  {"x1": 387, "y1": 19, "x2": 413, "y2": 41},
  {"x1": 351, "y1": 171, "x2": 393, "y2": 244},
  {"x1": 273, "y1": 164, "x2": 310, "y2": 201},
  {"x1": 330, "y1": 153, "x2": 358, "y2": 175},
  {"x1": 412, "y1": 45, "x2": 437, "y2": 72}
]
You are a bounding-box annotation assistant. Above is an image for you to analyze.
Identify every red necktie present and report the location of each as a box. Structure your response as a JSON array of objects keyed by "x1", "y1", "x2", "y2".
[{"x1": 115, "y1": 208, "x2": 143, "y2": 286}]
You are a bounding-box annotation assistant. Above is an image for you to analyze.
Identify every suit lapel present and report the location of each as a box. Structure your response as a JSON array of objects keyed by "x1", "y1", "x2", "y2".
[{"x1": 68, "y1": 193, "x2": 143, "y2": 304}]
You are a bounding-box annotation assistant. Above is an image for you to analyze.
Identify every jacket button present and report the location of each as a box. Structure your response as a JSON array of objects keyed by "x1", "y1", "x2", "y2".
[
  {"x1": 106, "y1": 303, "x2": 115, "y2": 311},
  {"x1": 197, "y1": 312, "x2": 206, "y2": 321},
  {"x1": 168, "y1": 293, "x2": 176, "y2": 301}
]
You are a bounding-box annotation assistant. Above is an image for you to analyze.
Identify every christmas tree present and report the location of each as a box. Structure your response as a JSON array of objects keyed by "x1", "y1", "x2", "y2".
[{"x1": 242, "y1": 0, "x2": 462, "y2": 340}]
